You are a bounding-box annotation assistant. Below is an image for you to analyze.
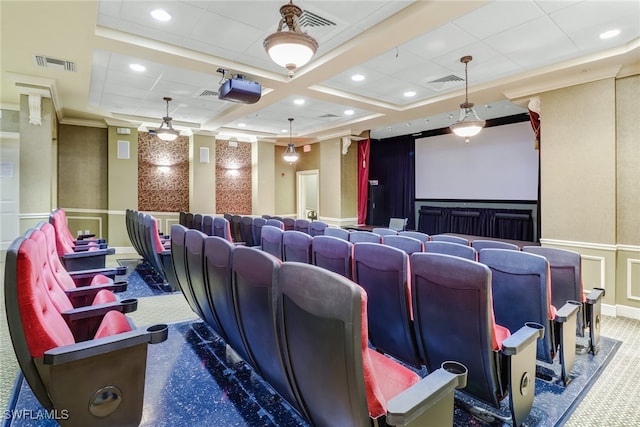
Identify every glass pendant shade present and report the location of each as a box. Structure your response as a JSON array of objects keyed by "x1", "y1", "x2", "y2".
[
  {"x1": 449, "y1": 56, "x2": 485, "y2": 140},
  {"x1": 156, "y1": 97, "x2": 179, "y2": 141}
]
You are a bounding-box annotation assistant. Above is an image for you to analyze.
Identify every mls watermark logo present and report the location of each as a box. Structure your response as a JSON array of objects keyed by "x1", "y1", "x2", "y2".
[{"x1": 3, "y1": 409, "x2": 70, "y2": 421}]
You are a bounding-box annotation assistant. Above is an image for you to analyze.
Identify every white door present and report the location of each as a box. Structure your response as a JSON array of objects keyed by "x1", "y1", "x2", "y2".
[
  {"x1": 296, "y1": 170, "x2": 319, "y2": 220},
  {"x1": 0, "y1": 132, "x2": 20, "y2": 251}
]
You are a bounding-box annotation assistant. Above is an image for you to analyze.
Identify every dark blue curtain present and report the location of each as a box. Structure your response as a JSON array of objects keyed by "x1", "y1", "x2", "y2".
[{"x1": 369, "y1": 136, "x2": 415, "y2": 229}]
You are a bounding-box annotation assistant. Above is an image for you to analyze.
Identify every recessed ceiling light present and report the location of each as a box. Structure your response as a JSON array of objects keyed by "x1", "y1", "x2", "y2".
[
  {"x1": 237, "y1": 123, "x2": 246, "y2": 128},
  {"x1": 281, "y1": 129, "x2": 288, "y2": 133},
  {"x1": 344, "y1": 109, "x2": 354, "y2": 116},
  {"x1": 129, "y1": 63, "x2": 146, "y2": 72},
  {"x1": 293, "y1": 98, "x2": 305, "y2": 105},
  {"x1": 351, "y1": 74, "x2": 365, "y2": 82},
  {"x1": 403, "y1": 90, "x2": 416, "y2": 98},
  {"x1": 600, "y1": 29, "x2": 620, "y2": 40},
  {"x1": 150, "y1": 9, "x2": 172, "y2": 22}
]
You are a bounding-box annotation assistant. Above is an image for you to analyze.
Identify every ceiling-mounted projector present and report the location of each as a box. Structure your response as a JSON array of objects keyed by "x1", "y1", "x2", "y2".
[{"x1": 218, "y1": 74, "x2": 261, "y2": 104}]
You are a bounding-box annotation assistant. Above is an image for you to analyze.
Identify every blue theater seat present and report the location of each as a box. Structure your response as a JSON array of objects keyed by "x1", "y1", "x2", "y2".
[
  {"x1": 372, "y1": 227, "x2": 398, "y2": 237},
  {"x1": 424, "y1": 240, "x2": 477, "y2": 261},
  {"x1": 261, "y1": 225, "x2": 284, "y2": 260},
  {"x1": 282, "y1": 230, "x2": 313, "y2": 263},
  {"x1": 308, "y1": 220, "x2": 328, "y2": 236},
  {"x1": 410, "y1": 252, "x2": 543, "y2": 426},
  {"x1": 294, "y1": 218, "x2": 311, "y2": 234},
  {"x1": 311, "y1": 235, "x2": 354, "y2": 279},
  {"x1": 252, "y1": 217, "x2": 266, "y2": 245},
  {"x1": 349, "y1": 230, "x2": 381, "y2": 244},
  {"x1": 265, "y1": 218, "x2": 285, "y2": 229},
  {"x1": 277, "y1": 262, "x2": 467, "y2": 427},
  {"x1": 240, "y1": 216, "x2": 256, "y2": 246},
  {"x1": 202, "y1": 214, "x2": 214, "y2": 236},
  {"x1": 193, "y1": 213, "x2": 203, "y2": 231},
  {"x1": 352, "y1": 242, "x2": 422, "y2": 368},
  {"x1": 398, "y1": 230, "x2": 430, "y2": 243},
  {"x1": 522, "y1": 246, "x2": 605, "y2": 354},
  {"x1": 431, "y1": 234, "x2": 470, "y2": 246},
  {"x1": 382, "y1": 235, "x2": 424, "y2": 255},
  {"x1": 282, "y1": 217, "x2": 295, "y2": 231},
  {"x1": 324, "y1": 226, "x2": 350, "y2": 241},
  {"x1": 170, "y1": 224, "x2": 204, "y2": 319},
  {"x1": 213, "y1": 216, "x2": 234, "y2": 242},
  {"x1": 479, "y1": 249, "x2": 581, "y2": 385},
  {"x1": 472, "y1": 239, "x2": 520, "y2": 251}
]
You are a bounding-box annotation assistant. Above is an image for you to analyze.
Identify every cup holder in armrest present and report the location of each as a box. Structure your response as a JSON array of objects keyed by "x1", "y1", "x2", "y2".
[
  {"x1": 113, "y1": 281, "x2": 128, "y2": 292},
  {"x1": 524, "y1": 321, "x2": 546, "y2": 339},
  {"x1": 441, "y1": 360, "x2": 468, "y2": 389},
  {"x1": 115, "y1": 266, "x2": 128, "y2": 276},
  {"x1": 147, "y1": 324, "x2": 169, "y2": 344},
  {"x1": 120, "y1": 298, "x2": 138, "y2": 313}
]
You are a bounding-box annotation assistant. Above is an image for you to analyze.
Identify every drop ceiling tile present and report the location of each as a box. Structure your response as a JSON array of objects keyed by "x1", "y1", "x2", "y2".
[{"x1": 452, "y1": 0, "x2": 544, "y2": 40}]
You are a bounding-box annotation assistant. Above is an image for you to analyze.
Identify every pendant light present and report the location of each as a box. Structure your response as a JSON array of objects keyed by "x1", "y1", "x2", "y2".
[
  {"x1": 449, "y1": 56, "x2": 485, "y2": 142},
  {"x1": 156, "y1": 97, "x2": 179, "y2": 141},
  {"x1": 283, "y1": 117, "x2": 299, "y2": 163},
  {"x1": 264, "y1": 1, "x2": 318, "y2": 77}
]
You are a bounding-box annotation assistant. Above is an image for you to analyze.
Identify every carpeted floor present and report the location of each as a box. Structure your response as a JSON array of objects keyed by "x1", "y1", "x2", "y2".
[{"x1": 2, "y1": 253, "x2": 640, "y2": 426}]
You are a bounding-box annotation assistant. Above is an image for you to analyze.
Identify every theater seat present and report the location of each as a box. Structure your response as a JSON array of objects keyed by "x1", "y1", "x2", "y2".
[
  {"x1": 352, "y1": 243, "x2": 421, "y2": 368},
  {"x1": 372, "y1": 227, "x2": 397, "y2": 237},
  {"x1": 240, "y1": 216, "x2": 256, "y2": 246},
  {"x1": 294, "y1": 218, "x2": 311, "y2": 234},
  {"x1": 252, "y1": 217, "x2": 266, "y2": 244},
  {"x1": 431, "y1": 234, "x2": 470, "y2": 246},
  {"x1": 424, "y1": 240, "x2": 477, "y2": 261},
  {"x1": 308, "y1": 220, "x2": 328, "y2": 237},
  {"x1": 382, "y1": 235, "x2": 424, "y2": 255},
  {"x1": 5, "y1": 235, "x2": 168, "y2": 427},
  {"x1": 282, "y1": 217, "x2": 295, "y2": 231},
  {"x1": 311, "y1": 235, "x2": 354, "y2": 280},
  {"x1": 410, "y1": 252, "x2": 543, "y2": 426},
  {"x1": 170, "y1": 224, "x2": 204, "y2": 319},
  {"x1": 202, "y1": 214, "x2": 214, "y2": 236},
  {"x1": 277, "y1": 263, "x2": 467, "y2": 427},
  {"x1": 282, "y1": 230, "x2": 312, "y2": 263},
  {"x1": 324, "y1": 227, "x2": 350, "y2": 241},
  {"x1": 265, "y1": 218, "x2": 285, "y2": 229},
  {"x1": 522, "y1": 246, "x2": 605, "y2": 355},
  {"x1": 479, "y1": 249, "x2": 581, "y2": 385},
  {"x1": 213, "y1": 216, "x2": 234, "y2": 242},
  {"x1": 472, "y1": 239, "x2": 520, "y2": 251},
  {"x1": 398, "y1": 230, "x2": 429, "y2": 243},
  {"x1": 349, "y1": 231, "x2": 381, "y2": 244},
  {"x1": 261, "y1": 225, "x2": 284, "y2": 260}
]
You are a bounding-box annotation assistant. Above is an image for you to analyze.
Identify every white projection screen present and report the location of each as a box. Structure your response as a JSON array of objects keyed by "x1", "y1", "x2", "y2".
[{"x1": 415, "y1": 121, "x2": 538, "y2": 200}]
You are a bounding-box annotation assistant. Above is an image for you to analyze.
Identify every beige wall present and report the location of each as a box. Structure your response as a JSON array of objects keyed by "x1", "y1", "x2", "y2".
[
  {"x1": 540, "y1": 78, "x2": 616, "y2": 244},
  {"x1": 107, "y1": 126, "x2": 138, "y2": 246},
  {"x1": 253, "y1": 141, "x2": 276, "y2": 215},
  {"x1": 319, "y1": 139, "x2": 341, "y2": 220},
  {"x1": 539, "y1": 75, "x2": 640, "y2": 316},
  {"x1": 19, "y1": 95, "x2": 56, "y2": 231},
  {"x1": 341, "y1": 140, "x2": 358, "y2": 219},
  {"x1": 192, "y1": 134, "x2": 216, "y2": 214},
  {"x1": 273, "y1": 144, "x2": 295, "y2": 216}
]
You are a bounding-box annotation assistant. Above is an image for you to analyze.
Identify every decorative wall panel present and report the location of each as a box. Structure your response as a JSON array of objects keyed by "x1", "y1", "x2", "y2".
[
  {"x1": 216, "y1": 140, "x2": 251, "y2": 214},
  {"x1": 138, "y1": 133, "x2": 189, "y2": 212}
]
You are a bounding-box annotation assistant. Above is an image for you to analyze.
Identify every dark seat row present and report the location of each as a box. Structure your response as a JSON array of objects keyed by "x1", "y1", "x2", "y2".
[
  {"x1": 168, "y1": 224, "x2": 467, "y2": 426},
  {"x1": 5, "y1": 225, "x2": 168, "y2": 426},
  {"x1": 125, "y1": 209, "x2": 177, "y2": 291}
]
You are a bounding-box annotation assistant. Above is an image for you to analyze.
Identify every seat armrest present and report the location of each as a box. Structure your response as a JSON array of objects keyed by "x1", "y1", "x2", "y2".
[
  {"x1": 386, "y1": 365, "x2": 466, "y2": 426},
  {"x1": 43, "y1": 324, "x2": 168, "y2": 365},
  {"x1": 64, "y1": 282, "x2": 128, "y2": 299},
  {"x1": 586, "y1": 287, "x2": 605, "y2": 304},
  {"x1": 555, "y1": 301, "x2": 581, "y2": 323},
  {"x1": 61, "y1": 247, "x2": 115, "y2": 259},
  {"x1": 502, "y1": 323, "x2": 544, "y2": 356},
  {"x1": 61, "y1": 299, "x2": 138, "y2": 322},
  {"x1": 69, "y1": 266, "x2": 127, "y2": 281}
]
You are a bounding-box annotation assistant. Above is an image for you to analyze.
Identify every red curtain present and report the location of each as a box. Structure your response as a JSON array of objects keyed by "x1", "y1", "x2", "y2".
[
  {"x1": 357, "y1": 139, "x2": 370, "y2": 224},
  {"x1": 529, "y1": 108, "x2": 540, "y2": 150}
]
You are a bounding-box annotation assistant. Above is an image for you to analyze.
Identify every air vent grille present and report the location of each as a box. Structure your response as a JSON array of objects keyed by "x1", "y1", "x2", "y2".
[
  {"x1": 426, "y1": 74, "x2": 464, "y2": 92},
  {"x1": 33, "y1": 55, "x2": 76, "y2": 72},
  {"x1": 197, "y1": 89, "x2": 219, "y2": 97},
  {"x1": 428, "y1": 74, "x2": 464, "y2": 84},
  {"x1": 300, "y1": 10, "x2": 336, "y2": 27},
  {"x1": 318, "y1": 113, "x2": 339, "y2": 118}
]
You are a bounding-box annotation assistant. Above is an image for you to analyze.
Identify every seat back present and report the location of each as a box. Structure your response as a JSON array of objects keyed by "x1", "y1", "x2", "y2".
[
  {"x1": 382, "y1": 235, "x2": 424, "y2": 255},
  {"x1": 213, "y1": 216, "x2": 233, "y2": 242},
  {"x1": 282, "y1": 217, "x2": 295, "y2": 231},
  {"x1": 230, "y1": 247, "x2": 301, "y2": 412},
  {"x1": 265, "y1": 218, "x2": 285, "y2": 229},
  {"x1": 424, "y1": 241, "x2": 477, "y2": 261},
  {"x1": 308, "y1": 221, "x2": 328, "y2": 237},
  {"x1": 410, "y1": 252, "x2": 503, "y2": 407},
  {"x1": 260, "y1": 225, "x2": 284, "y2": 260},
  {"x1": 352, "y1": 243, "x2": 421, "y2": 367},
  {"x1": 252, "y1": 217, "x2": 266, "y2": 244},
  {"x1": 142, "y1": 214, "x2": 167, "y2": 279},
  {"x1": 388, "y1": 217, "x2": 408, "y2": 231},
  {"x1": 398, "y1": 230, "x2": 429, "y2": 243},
  {"x1": 311, "y1": 236, "x2": 354, "y2": 279},
  {"x1": 431, "y1": 234, "x2": 470, "y2": 246},
  {"x1": 349, "y1": 231, "x2": 381, "y2": 244},
  {"x1": 170, "y1": 224, "x2": 203, "y2": 318},
  {"x1": 193, "y1": 213, "x2": 203, "y2": 231},
  {"x1": 203, "y1": 237, "x2": 248, "y2": 355},
  {"x1": 49, "y1": 208, "x2": 78, "y2": 256},
  {"x1": 294, "y1": 219, "x2": 311, "y2": 234},
  {"x1": 324, "y1": 227, "x2": 350, "y2": 241},
  {"x1": 40, "y1": 222, "x2": 85, "y2": 291},
  {"x1": 231, "y1": 215, "x2": 243, "y2": 242},
  {"x1": 185, "y1": 229, "x2": 223, "y2": 333},
  {"x1": 472, "y1": 239, "x2": 520, "y2": 252},
  {"x1": 179, "y1": 211, "x2": 188, "y2": 226},
  {"x1": 479, "y1": 249, "x2": 554, "y2": 362},
  {"x1": 372, "y1": 227, "x2": 397, "y2": 237},
  {"x1": 185, "y1": 212, "x2": 194, "y2": 229},
  {"x1": 240, "y1": 216, "x2": 255, "y2": 246},
  {"x1": 202, "y1": 215, "x2": 214, "y2": 236},
  {"x1": 282, "y1": 230, "x2": 313, "y2": 263}
]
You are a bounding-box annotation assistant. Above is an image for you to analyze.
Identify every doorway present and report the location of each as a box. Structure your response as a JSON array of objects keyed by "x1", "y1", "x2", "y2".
[{"x1": 296, "y1": 170, "x2": 319, "y2": 220}]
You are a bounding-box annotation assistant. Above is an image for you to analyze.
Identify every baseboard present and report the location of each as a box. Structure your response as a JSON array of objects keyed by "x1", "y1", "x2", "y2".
[
  {"x1": 113, "y1": 246, "x2": 136, "y2": 254},
  {"x1": 602, "y1": 303, "x2": 640, "y2": 320}
]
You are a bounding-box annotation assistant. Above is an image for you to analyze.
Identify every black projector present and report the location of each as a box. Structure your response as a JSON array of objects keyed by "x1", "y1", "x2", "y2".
[{"x1": 218, "y1": 78, "x2": 261, "y2": 104}]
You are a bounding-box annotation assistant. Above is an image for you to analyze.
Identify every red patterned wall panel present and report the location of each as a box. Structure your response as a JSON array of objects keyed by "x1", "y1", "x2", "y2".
[
  {"x1": 138, "y1": 133, "x2": 189, "y2": 212},
  {"x1": 216, "y1": 140, "x2": 252, "y2": 214}
]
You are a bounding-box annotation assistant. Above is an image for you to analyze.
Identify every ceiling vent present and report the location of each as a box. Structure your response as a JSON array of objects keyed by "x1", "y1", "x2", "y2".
[
  {"x1": 300, "y1": 10, "x2": 336, "y2": 28},
  {"x1": 33, "y1": 55, "x2": 76, "y2": 72},
  {"x1": 194, "y1": 89, "x2": 219, "y2": 98},
  {"x1": 318, "y1": 113, "x2": 340, "y2": 119},
  {"x1": 426, "y1": 74, "x2": 464, "y2": 92}
]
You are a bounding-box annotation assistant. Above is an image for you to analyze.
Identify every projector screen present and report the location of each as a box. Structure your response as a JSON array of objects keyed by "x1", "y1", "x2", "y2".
[{"x1": 415, "y1": 121, "x2": 538, "y2": 200}]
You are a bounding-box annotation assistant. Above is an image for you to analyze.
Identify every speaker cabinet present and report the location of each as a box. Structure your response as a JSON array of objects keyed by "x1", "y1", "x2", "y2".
[{"x1": 367, "y1": 184, "x2": 387, "y2": 226}]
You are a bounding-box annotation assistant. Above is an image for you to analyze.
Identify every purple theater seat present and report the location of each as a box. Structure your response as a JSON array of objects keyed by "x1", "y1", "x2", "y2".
[
  {"x1": 424, "y1": 241, "x2": 477, "y2": 261},
  {"x1": 382, "y1": 235, "x2": 424, "y2": 255},
  {"x1": 260, "y1": 225, "x2": 284, "y2": 260},
  {"x1": 282, "y1": 230, "x2": 313, "y2": 263},
  {"x1": 311, "y1": 235, "x2": 354, "y2": 279}
]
